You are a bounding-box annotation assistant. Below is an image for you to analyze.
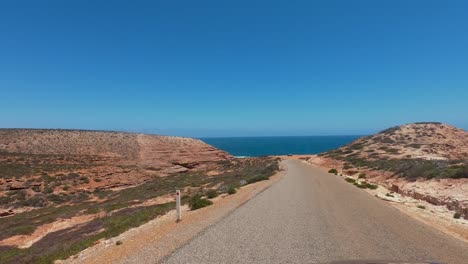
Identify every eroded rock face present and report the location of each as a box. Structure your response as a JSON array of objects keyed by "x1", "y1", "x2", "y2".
[
  {"x1": 136, "y1": 134, "x2": 232, "y2": 174},
  {"x1": 0, "y1": 129, "x2": 233, "y2": 214}
]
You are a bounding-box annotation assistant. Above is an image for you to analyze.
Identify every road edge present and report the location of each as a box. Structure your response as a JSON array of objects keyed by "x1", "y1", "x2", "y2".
[{"x1": 65, "y1": 162, "x2": 287, "y2": 264}]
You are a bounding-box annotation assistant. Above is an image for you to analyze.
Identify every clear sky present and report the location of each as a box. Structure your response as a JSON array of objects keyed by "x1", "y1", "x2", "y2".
[{"x1": 1, "y1": 0, "x2": 467, "y2": 137}]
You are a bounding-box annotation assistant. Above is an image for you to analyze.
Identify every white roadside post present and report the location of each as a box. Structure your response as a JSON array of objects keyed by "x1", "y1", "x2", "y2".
[{"x1": 176, "y1": 190, "x2": 182, "y2": 222}]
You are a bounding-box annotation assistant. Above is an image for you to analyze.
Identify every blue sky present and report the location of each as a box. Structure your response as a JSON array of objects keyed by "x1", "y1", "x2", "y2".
[{"x1": 1, "y1": 0, "x2": 467, "y2": 137}]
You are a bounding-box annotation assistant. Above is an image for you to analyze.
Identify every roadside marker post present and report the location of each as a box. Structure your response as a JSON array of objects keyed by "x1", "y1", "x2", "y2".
[{"x1": 176, "y1": 190, "x2": 181, "y2": 222}]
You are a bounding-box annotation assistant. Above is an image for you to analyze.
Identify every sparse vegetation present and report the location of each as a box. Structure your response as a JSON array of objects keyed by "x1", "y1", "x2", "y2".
[
  {"x1": 321, "y1": 123, "x2": 468, "y2": 180},
  {"x1": 345, "y1": 178, "x2": 355, "y2": 183},
  {"x1": 328, "y1": 168, "x2": 338, "y2": 175},
  {"x1": 188, "y1": 193, "x2": 213, "y2": 210},
  {"x1": 385, "y1": 193, "x2": 394, "y2": 198},
  {"x1": 453, "y1": 212, "x2": 461, "y2": 219},
  {"x1": 379, "y1": 126, "x2": 400, "y2": 135},
  {"x1": 206, "y1": 189, "x2": 218, "y2": 199},
  {"x1": 43, "y1": 186, "x2": 53, "y2": 194},
  {"x1": 354, "y1": 182, "x2": 378, "y2": 190},
  {"x1": 417, "y1": 205, "x2": 426, "y2": 209},
  {"x1": 247, "y1": 175, "x2": 269, "y2": 184},
  {"x1": 116, "y1": 240, "x2": 123, "y2": 246},
  {"x1": 358, "y1": 173, "x2": 366, "y2": 179},
  {"x1": 0, "y1": 146, "x2": 280, "y2": 264},
  {"x1": 228, "y1": 186, "x2": 237, "y2": 195},
  {"x1": 328, "y1": 155, "x2": 468, "y2": 180}
]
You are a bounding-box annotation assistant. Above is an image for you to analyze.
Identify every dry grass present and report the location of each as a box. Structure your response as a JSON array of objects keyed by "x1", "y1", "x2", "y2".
[{"x1": 0, "y1": 157, "x2": 279, "y2": 263}]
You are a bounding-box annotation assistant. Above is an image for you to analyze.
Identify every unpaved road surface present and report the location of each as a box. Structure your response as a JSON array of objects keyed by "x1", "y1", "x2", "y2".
[{"x1": 163, "y1": 160, "x2": 468, "y2": 264}]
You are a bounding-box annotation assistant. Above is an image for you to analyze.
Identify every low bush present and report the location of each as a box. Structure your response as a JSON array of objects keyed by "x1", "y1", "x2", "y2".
[
  {"x1": 80, "y1": 177, "x2": 90, "y2": 184},
  {"x1": 328, "y1": 169, "x2": 338, "y2": 175},
  {"x1": 43, "y1": 186, "x2": 53, "y2": 194},
  {"x1": 188, "y1": 194, "x2": 213, "y2": 210},
  {"x1": 353, "y1": 181, "x2": 378, "y2": 190},
  {"x1": 247, "y1": 175, "x2": 269, "y2": 184},
  {"x1": 354, "y1": 182, "x2": 367, "y2": 189},
  {"x1": 345, "y1": 178, "x2": 356, "y2": 183},
  {"x1": 206, "y1": 189, "x2": 218, "y2": 199},
  {"x1": 228, "y1": 186, "x2": 237, "y2": 195},
  {"x1": 385, "y1": 193, "x2": 394, "y2": 198},
  {"x1": 417, "y1": 205, "x2": 426, "y2": 209},
  {"x1": 358, "y1": 173, "x2": 366, "y2": 179},
  {"x1": 453, "y1": 212, "x2": 461, "y2": 219}
]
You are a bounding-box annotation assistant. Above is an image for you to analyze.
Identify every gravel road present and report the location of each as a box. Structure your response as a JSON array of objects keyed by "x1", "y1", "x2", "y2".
[{"x1": 163, "y1": 159, "x2": 468, "y2": 264}]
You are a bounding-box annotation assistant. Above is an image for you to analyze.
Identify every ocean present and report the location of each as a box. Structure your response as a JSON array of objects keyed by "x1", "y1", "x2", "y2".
[{"x1": 200, "y1": 135, "x2": 362, "y2": 157}]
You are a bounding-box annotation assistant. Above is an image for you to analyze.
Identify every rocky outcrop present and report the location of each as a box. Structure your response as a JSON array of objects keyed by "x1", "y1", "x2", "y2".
[
  {"x1": 323, "y1": 123, "x2": 468, "y2": 161},
  {"x1": 311, "y1": 122, "x2": 468, "y2": 220}
]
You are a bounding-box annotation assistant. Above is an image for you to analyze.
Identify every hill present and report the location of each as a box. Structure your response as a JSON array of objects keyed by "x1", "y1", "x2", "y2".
[
  {"x1": 0, "y1": 129, "x2": 236, "y2": 211},
  {"x1": 319, "y1": 122, "x2": 467, "y2": 179},
  {"x1": 0, "y1": 129, "x2": 232, "y2": 170},
  {"x1": 310, "y1": 122, "x2": 467, "y2": 220},
  {"x1": 0, "y1": 129, "x2": 279, "y2": 263}
]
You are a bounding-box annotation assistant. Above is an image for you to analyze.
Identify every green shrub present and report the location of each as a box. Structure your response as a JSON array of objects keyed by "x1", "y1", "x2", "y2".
[
  {"x1": 354, "y1": 182, "x2": 367, "y2": 188},
  {"x1": 228, "y1": 186, "x2": 237, "y2": 195},
  {"x1": 345, "y1": 178, "x2": 356, "y2": 183},
  {"x1": 417, "y1": 205, "x2": 426, "y2": 209},
  {"x1": 453, "y1": 212, "x2": 461, "y2": 219},
  {"x1": 385, "y1": 193, "x2": 394, "y2": 198},
  {"x1": 116, "y1": 240, "x2": 122, "y2": 246},
  {"x1": 206, "y1": 189, "x2": 218, "y2": 199},
  {"x1": 85, "y1": 207, "x2": 101, "y2": 214},
  {"x1": 328, "y1": 169, "x2": 338, "y2": 175},
  {"x1": 188, "y1": 194, "x2": 213, "y2": 210},
  {"x1": 80, "y1": 176, "x2": 90, "y2": 184},
  {"x1": 358, "y1": 173, "x2": 366, "y2": 179},
  {"x1": 247, "y1": 175, "x2": 268, "y2": 184},
  {"x1": 48, "y1": 194, "x2": 69, "y2": 204},
  {"x1": 43, "y1": 186, "x2": 53, "y2": 194},
  {"x1": 353, "y1": 181, "x2": 378, "y2": 190},
  {"x1": 24, "y1": 196, "x2": 47, "y2": 207}
]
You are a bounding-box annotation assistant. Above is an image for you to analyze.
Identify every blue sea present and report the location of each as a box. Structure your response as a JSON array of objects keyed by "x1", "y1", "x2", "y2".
[{"x1": 200, "y1": 136, "x2": 362, "y2": 157}]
